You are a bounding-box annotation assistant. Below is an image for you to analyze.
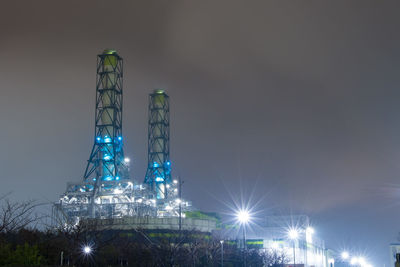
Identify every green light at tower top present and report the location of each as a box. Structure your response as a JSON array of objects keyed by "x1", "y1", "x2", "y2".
[
  {"x1": 103, "y1": 49, "x2": 118, "y2": 55},
  {"x1": 154, "y1": 89, "x2": 165, "y2": 94}
]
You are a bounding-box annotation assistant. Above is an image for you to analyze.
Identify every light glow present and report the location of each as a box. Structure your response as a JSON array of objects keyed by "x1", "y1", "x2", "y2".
[
  {"x1": 236, "y1": 209, "x2": 250, "y2": 224},
  {"x1": 83, "y1": 245, "x2": 92, "y2": 255},
  {"x1": 306, "y1": 226, "x2": 314, "y2": 243},
  {"x1": 113, "y1": 189, "x2": 122, "y2": 194},
  {"x1": 341, "y1": 251, "x2": 349, "y2": 260},
  {"x1": 350, "y1": 257, "x2": 358, "y2": 265},
  {"x1": 358, "y1": 257, "x2": 366, "y2": 266},
  {"x1": 288, "y1": 228, "x2": 299, "y2": 240}
]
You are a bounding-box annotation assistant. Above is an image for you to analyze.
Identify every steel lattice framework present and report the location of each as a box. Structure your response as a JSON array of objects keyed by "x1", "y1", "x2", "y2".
[
  {"x1": 144, "y1": 90, "x2": 171, "y2": 199},
  {"x1": 84, "y1": 50, "x2": 128, "y2": 183},
  {"x1": 56, "y1": 52, "x2": 189, "y2": 225}
]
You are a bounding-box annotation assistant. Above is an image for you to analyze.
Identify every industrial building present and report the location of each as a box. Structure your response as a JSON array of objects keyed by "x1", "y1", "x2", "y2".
[{"x1": 54, "y1": 50, "x2": 217, "y2": 233}]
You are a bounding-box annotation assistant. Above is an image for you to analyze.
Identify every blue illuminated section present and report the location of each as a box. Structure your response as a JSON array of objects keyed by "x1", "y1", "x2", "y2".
[
  {"x1": 104, "y1": 136, "x2": 112, "y2": 143},
  {"x1": 117, "y1": 136, "x2": 122, "y2": 141},
  {"x1": 153, "y1": 162, "x2": 159, "y2": 168},
  {"x1": 104, "y1": 176, "x2": 113, "y2": 181},
  {"x1": 155, "y1": 177, "x2": 164, "y2": 182},
  {"x1": 115, "y1": 176, "x2": 120, "y2": 180}
]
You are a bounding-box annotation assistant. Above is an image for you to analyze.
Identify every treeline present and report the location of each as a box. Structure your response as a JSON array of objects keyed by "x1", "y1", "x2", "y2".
[
  {"x1": 0, "y1": 196, "x2": 289, "y2": 266},
  {"x1": 0, "y1": 227, "x2": 266, "y2": 266}
]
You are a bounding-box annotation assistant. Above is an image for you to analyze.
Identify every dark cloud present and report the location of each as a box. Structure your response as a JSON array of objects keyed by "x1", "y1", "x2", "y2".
[{"x1": 1, "y1": 1, "x2": 400, "y2": 264}]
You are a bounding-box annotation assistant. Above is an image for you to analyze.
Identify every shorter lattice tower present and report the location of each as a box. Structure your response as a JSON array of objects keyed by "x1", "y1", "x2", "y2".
[{"x1": 144, "y1": 90, "x2": 171, "y2": 199}]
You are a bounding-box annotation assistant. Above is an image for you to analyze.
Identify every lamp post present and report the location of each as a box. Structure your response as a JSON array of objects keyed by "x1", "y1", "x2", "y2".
[
  {"x1": 288, "y1": 228, "x2": 299, "y2": 266},
  {"x1": 220, "y1": 240, "x2": 224, "y2": 267},
  {"x1": 82, "y1": 244, "x2": 93, "y2": 267},
  {"x1": 341, "y1": 251, "x2": 350, "y2": 267},
  {"x1": 83, "y1": 245, "x2": 92, "y2": 255},
  {"x1": 341, "y1": 251, "x2": 349, "y2": 261},
  {"x1": 305, "y1": 227, "x2": 314, "y2": 266},
  {"x1": 236, "y1": 209, "x2": 250, "y2": 267},
  {"x1": 328, "y1": 258, "x2": 335, "y2": 267}
]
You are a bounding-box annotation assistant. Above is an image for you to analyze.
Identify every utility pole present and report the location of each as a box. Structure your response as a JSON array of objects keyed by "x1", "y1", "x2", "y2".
[
  {"x1": 179, "y1": 176, "x2": 184, "y2": 231},
  {"x1": 220, "y1": 240, "x2": 224, "y2": 267}
]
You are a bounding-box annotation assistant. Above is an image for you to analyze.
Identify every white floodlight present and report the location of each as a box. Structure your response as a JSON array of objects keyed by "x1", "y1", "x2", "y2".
[
  {"x1": 306, "y1": 226, "x2": 314, "y2": 243},
  {"x1": 288, "y1": 228, "x2": 299, "y2": 240},
  {"x1": 84, "y1": 246, "x2": 91, "y2": 254},
  {"x1": 82, "y1": 244, "x2": 93, "y2": 256},
  {"x1": 306, "y1": 227, "x2": 314, "y2": 234},
  {"x1": 341, "y1": 251, "x2": 350, "y2": 260},
  {"x1": 113, "y1": 189, "x2": 122, "y2": 194},
  {"x1": 236, "y1": 209, "x2": 250, "y2": 224},
  {"x1": 124, "y1": 157, "x2": 130, "y2": 163},
  {"x1": 358, "y1": 257, "x2": 366, "y2": 266}
]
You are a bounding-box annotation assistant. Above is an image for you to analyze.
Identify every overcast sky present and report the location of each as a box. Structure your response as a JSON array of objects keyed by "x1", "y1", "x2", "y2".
[{"x1": 1, "y1": 1, "x2": 400, "y2": 265}]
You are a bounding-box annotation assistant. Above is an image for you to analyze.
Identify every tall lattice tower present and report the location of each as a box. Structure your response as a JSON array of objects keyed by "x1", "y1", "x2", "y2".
[
  {"x1": 144, "y1": 90, "x2": 171, "y2": 199},
  {"x1": 57, "y1": 54, "x2": 186, "y2": 223},
  {"x1": 84, "y1": 49, "x2": 128, "y2": 184}
]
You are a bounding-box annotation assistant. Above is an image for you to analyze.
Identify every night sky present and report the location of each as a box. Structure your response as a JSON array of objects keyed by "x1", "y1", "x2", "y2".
[{"x1": 1, "y1": 1, "x2": 400, "y2": 265}]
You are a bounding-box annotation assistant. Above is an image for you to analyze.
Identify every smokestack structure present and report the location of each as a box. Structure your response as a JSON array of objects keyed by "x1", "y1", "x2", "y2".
[
  {"x1": 144, "y1": 89, "x2": 171, "y2": 199},
  {"x1": 84, "y1": 49, "x2": 128, "y2": 184}
]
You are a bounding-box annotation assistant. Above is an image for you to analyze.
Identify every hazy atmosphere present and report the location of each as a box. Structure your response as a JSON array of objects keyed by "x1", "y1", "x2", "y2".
[{"x1": 1, "y1": 1, "x2": 400, "y2": 265}]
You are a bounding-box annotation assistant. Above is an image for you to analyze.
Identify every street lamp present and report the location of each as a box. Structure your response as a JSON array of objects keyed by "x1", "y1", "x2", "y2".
[
  {"x1": 236, "y1": 209, "x2": 250, "y2": 267},
  {"x1": 341, "y1": 251, "x2": 350, "y2": 261},
  {"x1": 236, "y1": 209, "x2": 250, "y2": 249},
  {"x1": 220, "y1": 240, "x2": 224, "y2": 267},
  {"x1": 237, "y1": 209, "x2": 250, "y2": 225},
  {"x1": 287, "y1": 228, "x2": 299, "y2": 266},
  {"x1": 305, "y1": 227, "x2": 314, "y2": 266},
  {"x1": 350, "y1": 257, "x2": 358, "y2": 266},
  {"x1": 358, "y1": 257, "x2": 366, "y2": 266},
  {"x1": 305, "y1": 227, "x2": 314, "y2": 243},
  {"x1": 83, "y1": 245, "x2": 92, "y2": 255}
]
